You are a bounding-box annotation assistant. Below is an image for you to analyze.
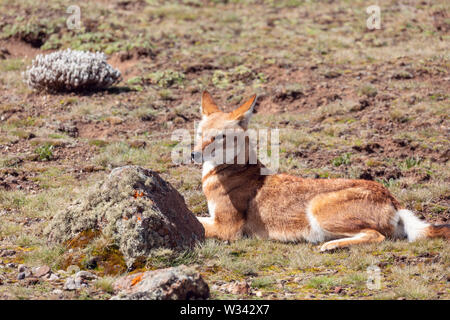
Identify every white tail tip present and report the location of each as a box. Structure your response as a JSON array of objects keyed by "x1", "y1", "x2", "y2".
[{"x1": 396, "y1": 209, "x2": 429, "y2": 242}]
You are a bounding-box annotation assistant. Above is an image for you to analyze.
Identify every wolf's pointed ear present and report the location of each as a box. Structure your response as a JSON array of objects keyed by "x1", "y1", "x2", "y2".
[
  {"x1": 201, "y1": 91, "x2": 220, "y2": 116},
  {"x1": 229, "y1": 94, "x2": 257, "y2": 125}
]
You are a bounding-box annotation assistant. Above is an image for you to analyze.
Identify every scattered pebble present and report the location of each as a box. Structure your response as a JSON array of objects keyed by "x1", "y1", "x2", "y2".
[
  {"x1": 226, "y1": 281, "x2": 250, "y2": 295},
  {"x1": 63, "y1": 277, "x2": 78, "y2": 291},
  {"x1": 75, "y1": 271, "x2": 97, "y2": 281},
  {"x1": 17, "y1": 264, "x2": 27, "y2": 273},
  {"x1": 47, "y1": 273, "x2": 60, "y2": 281},
  {"x1": 66, "y1": 265, "x2": 80, "y2": 274},
  {"x1": 57, "y1": 270, "x2": 68, "y2": 276},
  {"x1": 33, "y1": 265, "x2": 51, "y2": 278},
  {"x1": 211, "y1": 284, "x2": 219, "y2": 291},
  {"x1": 334, "y1": 286, "x2": 343, "y2": 294},
  {"x1": 63, "y1": 270, "x2": 97, "y2": 291},
  {"x1": 17, "y1": 272, "x2": 26, "y2": 280}
]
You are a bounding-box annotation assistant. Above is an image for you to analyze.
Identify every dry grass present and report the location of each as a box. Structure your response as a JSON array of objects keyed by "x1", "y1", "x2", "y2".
[{"x1": 0, "y1": 0, "x2": 448, "y2": 299}]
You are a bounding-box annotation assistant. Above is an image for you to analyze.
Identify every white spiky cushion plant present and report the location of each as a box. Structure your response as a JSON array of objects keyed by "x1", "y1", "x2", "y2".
[{"x1": 23, "y1": 49, "x2": 121, "y2": 92}]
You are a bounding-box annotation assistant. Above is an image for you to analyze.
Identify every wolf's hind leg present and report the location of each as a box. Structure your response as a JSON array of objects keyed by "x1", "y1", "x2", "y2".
[{"x1": 320, "y1": 229, "x2": 385, "y2": 252}]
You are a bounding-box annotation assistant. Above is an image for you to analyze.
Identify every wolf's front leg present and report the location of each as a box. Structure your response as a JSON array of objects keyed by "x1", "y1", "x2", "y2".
[
  {"x1": 197, "y1": 216, "x2": 218, "y2": 238},
  {"x1": 197, "y1": 216, "x2": 244, "y2": 241}
]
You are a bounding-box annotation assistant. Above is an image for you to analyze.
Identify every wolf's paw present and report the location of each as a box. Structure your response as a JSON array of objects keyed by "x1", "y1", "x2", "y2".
[
  {"x1": 319, "y1": 241, "x2": 350, "y2": 252},
  {"x1": 320, "y1": 242, "x2": 338, "y2": 252}
]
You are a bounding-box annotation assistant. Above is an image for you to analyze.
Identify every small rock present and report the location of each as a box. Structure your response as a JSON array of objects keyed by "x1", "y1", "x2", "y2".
[
  {"x1": 17, "y1": 272, "x2": 26, "y2": 280},
  {"x1": 33, "y1": 265, "x2": 51, "y2": 278},
  {"x1": 211, "y1": 284, "x2": 219, "y2": 291},
  {"x1": 227, "y1": 281, "x2": 250, "y2": 295},
  {"x1": 75, "y1": 270, "x2": 97, "y2": 281},
  {"x1": 75, "y1": 277, "x2": 83, "y2": 288},
  {"x1": 63, "y1": 277, "x2": 79, "y2": 291},
  {"x1": 255, "y1": 291, "x2": 263, "y2": 297},
  {"x1": 47, "y1": 273, "x2": 60, "y2": 281},
  {"x1": 334, "y1": 286, "x2": 343, "y2": 294},
  {"x1": 57, "y1": 270, "x2": 68, "y2": 276},
  {"x1": 112, "y1": 265, "x2": 209, "y2": 300},
  {"x1": 66, "y1": 265, "x2": 80, "y2": 274},
  {"x1": 17, "y1": 264, "x2": 27, "y2": 273},
  {"x1": 52, "y1": 289, "x2": 63, "y2": 295},
  {"x1": 6, "y1": 263, "x2": 17, "y2": 268}
]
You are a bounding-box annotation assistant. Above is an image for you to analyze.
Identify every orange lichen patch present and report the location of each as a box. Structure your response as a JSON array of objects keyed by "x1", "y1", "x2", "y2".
[
  {"x1": 131, "y1": 274, "x2": 143, "y2": 286},
  {"x1": 133, "y1": 190, "x2": 144, "y2": 199},
  {"x1": 66, "y1": 229, "x2": 101, "y2": 249}
]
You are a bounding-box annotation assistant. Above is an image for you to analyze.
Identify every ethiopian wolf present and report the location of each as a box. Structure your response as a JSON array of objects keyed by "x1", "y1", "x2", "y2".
[{"x1": 191, "y1": 91, "x2": 449, "y2": 251}]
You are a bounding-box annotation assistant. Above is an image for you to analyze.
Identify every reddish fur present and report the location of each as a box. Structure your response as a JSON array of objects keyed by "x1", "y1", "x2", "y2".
[
  {"x1": 195, "y1": 91, "x2": 448, "y2": 249},
  {"x1": 426, "y1": 224, "x2": 450, "y2": 239}
]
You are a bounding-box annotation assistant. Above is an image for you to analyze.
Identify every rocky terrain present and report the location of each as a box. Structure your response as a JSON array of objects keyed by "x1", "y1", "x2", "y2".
[{"x1": 0, "y1": 0, "x2": 448, "y2": 299}]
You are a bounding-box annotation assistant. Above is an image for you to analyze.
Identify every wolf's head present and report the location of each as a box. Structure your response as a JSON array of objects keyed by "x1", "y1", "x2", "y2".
[{"x1": 191, "y1": 91, "x2": 257, "y2": 164}]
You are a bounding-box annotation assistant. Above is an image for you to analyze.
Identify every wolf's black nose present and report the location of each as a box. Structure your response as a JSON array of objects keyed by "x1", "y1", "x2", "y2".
[{"x1": 191, "y1": 151, "x2": 202, "y2": 163}]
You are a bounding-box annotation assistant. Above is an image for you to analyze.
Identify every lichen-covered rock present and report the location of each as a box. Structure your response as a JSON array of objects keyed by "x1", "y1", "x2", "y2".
[
  {"x1": 45, "y1": 166, "x2": 204, "y2": 267},
  {"x1": 111, "y1": 265, "x2": 209, "y2": 300},
  {"x1": 23, "y1": 49, "x2": 121, "y2": 92}
]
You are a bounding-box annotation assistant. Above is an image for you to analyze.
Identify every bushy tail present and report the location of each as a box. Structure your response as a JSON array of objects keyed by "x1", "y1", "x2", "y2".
[
  {"x1": 396, "y1": 209, "x2": 449, "y2": 241},
  {"x1": 426, "y1": 224, "x2": 450, "y2": 239}
]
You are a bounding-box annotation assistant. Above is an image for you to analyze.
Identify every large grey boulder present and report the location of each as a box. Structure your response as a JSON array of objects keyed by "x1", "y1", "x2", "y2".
[
  {"x1": 45, "y1": 166, "x2": 204, "y2": 267},
  {"x1": 111, "y1": 265, "x2": 209, "y2": 300}
]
